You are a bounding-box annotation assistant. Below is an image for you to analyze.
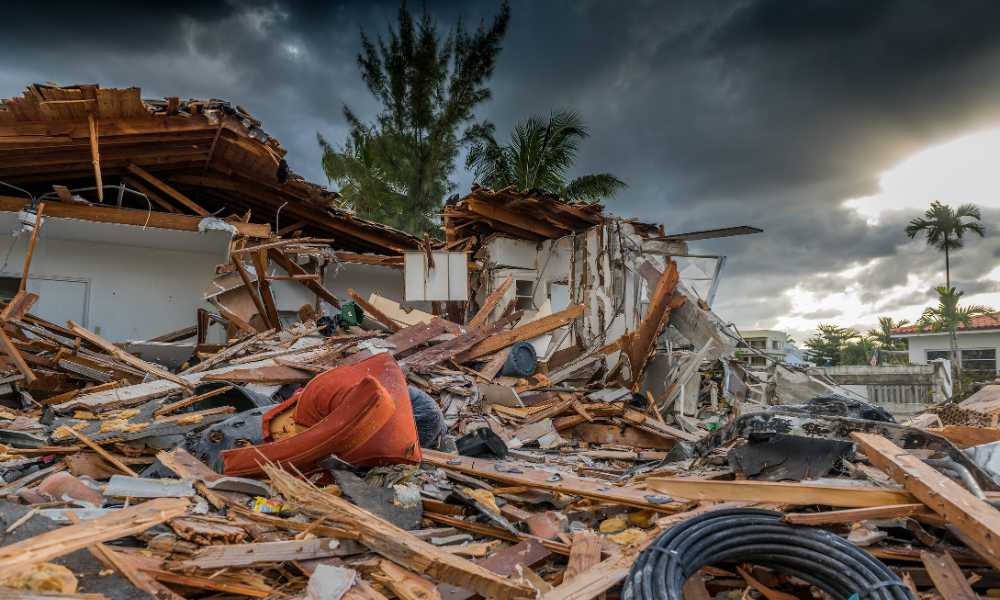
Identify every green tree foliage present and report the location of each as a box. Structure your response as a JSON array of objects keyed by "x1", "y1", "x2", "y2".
[
  {"x1": 866, "y1": 316, "x2": 909, "y2": 350},
  {"x1": 804, "y1": 325, "x2": 861, "y2": 366},
  {"x1": 319, "y1": 2, "x2": 511, "y2": 234},
  {"x1": 465, "y1": 110, "x2": 626, "y2": 202},
  {"x1": 863, "y1": 316, "x2": 909, "y2": 365},
  {"x1": 905, "y1": 201, "x2": 985, "y2": 289},
  {"x1": 917, "y1": 287, "x2": 994, "y2": 391},
  {"x1": 916, "y1": 287, "x2": 994, "y2": 334}
]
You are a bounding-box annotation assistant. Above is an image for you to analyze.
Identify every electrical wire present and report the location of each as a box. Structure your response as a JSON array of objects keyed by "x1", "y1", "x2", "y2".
[{"x1": 623, "y1": 508, "x2": 916, "y2": 600}]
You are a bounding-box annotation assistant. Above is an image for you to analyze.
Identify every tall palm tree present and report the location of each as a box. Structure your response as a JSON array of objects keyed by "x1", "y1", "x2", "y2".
[
  {"x1": 465, "y1": 110, "x2": 626, "y2": 202},
  {"x1": 905, "y1": 201, "x2": 985, "y2": 289},
  {"x1": 917, "y1": 286, "x2": 994, "y2": 391}
]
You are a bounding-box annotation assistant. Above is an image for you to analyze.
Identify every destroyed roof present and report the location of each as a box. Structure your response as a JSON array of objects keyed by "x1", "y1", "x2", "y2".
[
  {"x1": 893, "y1": 312, "x2": 1000, "y2": 335},
  {"x1": 443, "y1": 185, "x2": 678, "y2": 243},
  {"x1": 443, "y1": 185, "x2": 607, "y2": 241},
  {"x1": 0, "y1": 83, "x2": 420, "y2": 254}
]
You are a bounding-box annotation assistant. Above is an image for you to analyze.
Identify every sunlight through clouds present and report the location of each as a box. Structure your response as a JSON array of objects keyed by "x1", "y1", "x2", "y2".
[{"x1": 844, "y1": 128, "x2": 1000, "y2": 223}]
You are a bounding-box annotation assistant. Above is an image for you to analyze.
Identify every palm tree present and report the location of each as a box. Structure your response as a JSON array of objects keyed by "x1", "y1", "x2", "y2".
[
  {"x1": 465, "y1": 110, "x2": 626, "y2": 202},
  {"x1": 917, "y1": 287, "x2": 994, "y2": 391},
  {"x1": 905, "y1": 201, "x2": 985, "y2": 289},
  {"x1": 866, "y1": 316, "x2": 909, "y2": 365},
  {"x1": 867, "y1": 316, "x2": 908, "y2": 349}
]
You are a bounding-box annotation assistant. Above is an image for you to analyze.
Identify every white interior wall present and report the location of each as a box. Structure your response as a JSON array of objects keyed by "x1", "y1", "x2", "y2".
[
  {"x1": 0, "y1": 213, "x2": 232, "y2": 341},
  {"x1": 269, "y1": 261, "x2": 414, "y2": 317}
]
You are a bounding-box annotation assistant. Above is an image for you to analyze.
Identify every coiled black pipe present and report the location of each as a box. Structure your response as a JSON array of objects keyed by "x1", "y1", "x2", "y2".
[{"x1": 622, "y1": 508, "x2": 916, "y2": 600}]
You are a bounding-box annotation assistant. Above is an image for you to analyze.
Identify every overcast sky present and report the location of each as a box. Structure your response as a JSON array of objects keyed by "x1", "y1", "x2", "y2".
[{"x1": 5, "y1": 0, "x2": 1000, "y2": 342}]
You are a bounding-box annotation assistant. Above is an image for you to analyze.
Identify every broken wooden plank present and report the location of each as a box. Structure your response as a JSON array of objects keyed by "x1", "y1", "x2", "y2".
[
  {"x1": 620, "y1": 408, "x2": 700, "y2": 443},
  {"x1": 67, "y1": 320, "x2": 191, "y2": 389},
  {"x1": 783, "y1": 504, "x2": 928, "y2": 526},
  {"x1": 0, "y1": 327, "x2": 35, "y2": 383},
  {"x1": 403, "y1": 311, "x2": 522, "y2": 369},
  {"x1": 177, "y1": 538, "x2": 351, "y2": 569},
  {"x1": 19, "y1": 202, "x2": 45, "y2": 293},
  {"x1": 266, "y1": 464, "x2": 535, "y2": 600},
  {"x1": 87, "y1": 114, "x2": 103, "y2": 202},
  {"x1": 423, "y1": 513, "x2": 570, "y2": 555},
  {"x1": 58, "y1": 425, "x2": 137, "y2": 476},
  {"x1": 563, "y1": 532, "x2": 602, "y2": 584},
  {"x1": 622, "y1": 259, "x2": 680, "y2": 386},
  {"x1": 0, "y1": 498, "x2": 189, "y2": 579},
  {"x1": 201, "y1": 364, "x2": 311, "y2": 384},
  {"x1": 231, "y1": 255, "x2": 273, "y2": 329},
  {"x1": 458, "y1": 305, "x2": 585, "y2": 362},
  {"x1": 921, "y1": 550, "x2": 978, "y2": 600},
  {"x1": 423, "y1": 450, "x2": 686, "y2": 512},
  {"x1": 853, "y1": 432, "x2": 1000, "y2": 570},
  {"x1": 127, "y1": 163, "x2": 209, "y2": 216},
  {"x1": 645, "y1": 477, "x2": 915, "y2": 508},
  {"x1": 251, "y1": 248, "x2": 281, "y2": 330},
  {"x1": 268, "y1": 247, "x2": 340, "y2": 309},
  {"x1": 468, "y1": 274, "x2": 513, "y2": 328},
  {"x1": 142, "y1": 568, "x2": 270, "y2": 598},
  {"x1": 375, "y1": 560, "x2": 442, "y2": 600},
  {"x1": 0, "y1": 195, "x2": 269, "y2": 237},
  {"x1": 438, "y1": 539, "x2": 552, "y2": 600},
  {"x1": 64, "y1": 510, "x2": 185, "y2": 600},
  {"x1": 153, "y1": 385, "x2": 234, "y2": 418},
  {"x1": 0, "y1": 291, "x2": 38, "y2": 322},
  {"x1": 348, "y1": 288, "x2": 401, "y2": 332}
]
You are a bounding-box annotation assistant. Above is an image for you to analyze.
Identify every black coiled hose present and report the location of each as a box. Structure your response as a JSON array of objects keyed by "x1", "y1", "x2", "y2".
[{"x1": 622, "y1": 508, "x2": 916, "y2": 600}]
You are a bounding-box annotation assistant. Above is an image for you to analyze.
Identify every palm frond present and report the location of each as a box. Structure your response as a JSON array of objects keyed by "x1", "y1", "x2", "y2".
[{"x1": 561, "y1": 173, "x2": 627, "y2": 202}]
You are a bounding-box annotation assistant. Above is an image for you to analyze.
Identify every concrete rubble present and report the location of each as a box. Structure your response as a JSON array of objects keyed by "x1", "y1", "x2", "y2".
[{"x1": 0, "y1": 83, "x2": 996, "y2": 600}]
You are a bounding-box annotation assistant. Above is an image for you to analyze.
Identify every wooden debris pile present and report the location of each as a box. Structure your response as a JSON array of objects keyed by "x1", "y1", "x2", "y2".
[{"x1": 0, "y1": 256, "x2": 998, "y2": 600}]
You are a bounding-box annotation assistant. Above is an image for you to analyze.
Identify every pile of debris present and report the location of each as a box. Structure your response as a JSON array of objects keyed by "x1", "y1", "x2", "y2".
[
  {"x1": 3, "y1": 83, "x2": 1000, "y2": 600},
  {"x1": 2, "y1": 264, "x2": 1000, "y2": 600}
]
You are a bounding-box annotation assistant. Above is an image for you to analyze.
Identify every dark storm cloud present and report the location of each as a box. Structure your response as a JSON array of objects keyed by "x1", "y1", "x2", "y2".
[{"x1": 3, "y1": 0, "x2": 1000, "y2": 333}]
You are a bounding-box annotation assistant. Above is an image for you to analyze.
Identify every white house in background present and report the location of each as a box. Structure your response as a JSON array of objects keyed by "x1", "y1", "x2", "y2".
[
  {"x1": 735, "y1": 329, "x2": 788, "y2": 369},
  {"x1": 892, "y1": 314, "x2": 1000, "y2": 377}
]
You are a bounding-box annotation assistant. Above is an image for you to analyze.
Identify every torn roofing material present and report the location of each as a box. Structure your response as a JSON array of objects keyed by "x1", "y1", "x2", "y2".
[{"x1": 0, "y1": 83, "x2": 420, "y2": 254}]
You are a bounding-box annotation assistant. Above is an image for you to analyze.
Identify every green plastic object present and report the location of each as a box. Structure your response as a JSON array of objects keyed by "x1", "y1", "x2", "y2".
[{"x1": 336, "y1": 301, "x2": 365, "y2": 327}]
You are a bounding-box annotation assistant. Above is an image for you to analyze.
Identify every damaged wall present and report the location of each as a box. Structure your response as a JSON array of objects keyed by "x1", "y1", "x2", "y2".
[
  {"x1": 475, "y1": 221, "x2": 697, "y2": 371},
  {"x1": 0, "y1": 213, "x2": 232, "y2": 341}
]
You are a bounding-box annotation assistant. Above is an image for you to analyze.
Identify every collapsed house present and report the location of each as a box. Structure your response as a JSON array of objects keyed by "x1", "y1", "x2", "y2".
[
  {"x1": 0, "y1": 83, "x2": 420, "y2": 343},
  {"x1": 0, "y1": 83, "x2": 998, "y2": 600}
]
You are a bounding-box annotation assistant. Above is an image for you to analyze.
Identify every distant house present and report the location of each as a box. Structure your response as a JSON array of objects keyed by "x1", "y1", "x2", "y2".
[
  {"x1": 892, "y1": 314, "x2": 1000, "y2": 377},
  {"x1": 735, "y1": 329, "x2": 788, "y2": 369}
]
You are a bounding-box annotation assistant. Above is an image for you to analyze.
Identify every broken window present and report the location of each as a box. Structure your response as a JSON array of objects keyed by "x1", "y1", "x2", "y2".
[{"x1": 514, "y1": 279, "x2": 535, "y2": 311}]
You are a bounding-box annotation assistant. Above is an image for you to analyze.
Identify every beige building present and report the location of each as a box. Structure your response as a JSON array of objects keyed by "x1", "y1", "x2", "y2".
[{"x1": 736, "y1": 329, "x2": 788, "y2": 369}]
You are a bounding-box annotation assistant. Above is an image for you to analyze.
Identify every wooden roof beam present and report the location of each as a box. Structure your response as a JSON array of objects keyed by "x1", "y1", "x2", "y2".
[
  {"x1": 465, "y1": 198, "x2": 565, "y2": 238},
  {"x1": 171, "y1": 174, "x2": 412, "y2": 253},
  {"x1": 0, "y1": 195, "x2": 269, "y2": 237},
  {"x1": 127, "y1": 163, "x2": 210, "y2": 216}
]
